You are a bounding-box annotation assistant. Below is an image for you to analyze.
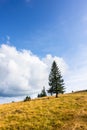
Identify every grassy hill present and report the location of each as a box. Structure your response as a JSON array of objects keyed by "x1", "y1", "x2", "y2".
[{"x1": 0, "y1": 91, "x2": 87, "y2": 130}]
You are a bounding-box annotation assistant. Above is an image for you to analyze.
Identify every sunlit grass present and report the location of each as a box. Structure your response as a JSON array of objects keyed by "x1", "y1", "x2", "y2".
[{"x1": 0, "y1": 91, "x2": 87, "y2": 130}]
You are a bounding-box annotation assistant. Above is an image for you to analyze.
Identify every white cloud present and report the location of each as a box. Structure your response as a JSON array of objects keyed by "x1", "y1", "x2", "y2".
[
  {"x1": 0, "y1": 44, "x2": 67, "y2": 99},
  {"x1": 0, "y1": 43, "x2": 87, "y2": 104},
  {"x1": 43, "y1": 54, "x2": 68, "y2": 75}
]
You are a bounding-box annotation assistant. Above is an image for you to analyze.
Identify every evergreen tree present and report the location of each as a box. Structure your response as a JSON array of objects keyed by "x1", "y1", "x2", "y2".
[
  {"x1": 37, "y1": 87, "x2": 47, "y2": 98},
  {"x1": 48, "y1": 61, "x2": 65, "y2": 97},
  {"x1": 24, "y1": 96, "x2": 31, "y2": 102}
]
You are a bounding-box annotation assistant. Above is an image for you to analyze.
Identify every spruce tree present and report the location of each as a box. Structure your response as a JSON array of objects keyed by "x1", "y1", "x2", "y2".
[
  {"x1": 37, "y1": 87, "x2": 47, "y2": 98},
  {"x1": 48, "y1": 61, "x2": 65, "y2": 97}
]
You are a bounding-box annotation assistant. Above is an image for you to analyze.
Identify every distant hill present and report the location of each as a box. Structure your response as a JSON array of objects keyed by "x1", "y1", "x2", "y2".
[
  {"x1": 0, "y1": 91, "x2": 87, "y2": 130},
  {"x1": 73, "y1": 89, "x2": 87, "y2": 93}
]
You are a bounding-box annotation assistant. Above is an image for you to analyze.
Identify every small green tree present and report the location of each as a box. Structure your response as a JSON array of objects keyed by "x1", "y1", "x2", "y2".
[
  {"x1": 48, "y1": 61, "x2": 65, "y2": 98},
  {"x1": 24, "y1": 96, "x2": 31, "y2": 102},
  {"x1": 37, "y1": 87, "x2": 47, "y2": 98}
]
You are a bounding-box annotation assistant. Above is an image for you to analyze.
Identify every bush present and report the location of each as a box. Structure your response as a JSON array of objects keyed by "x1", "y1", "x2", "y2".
[
  {"x1": 37, "y1": 87, "x2": 47, "y2": 98},
  {"x1": 24, "y1": 96, "x2": 31, "y2": 102}
]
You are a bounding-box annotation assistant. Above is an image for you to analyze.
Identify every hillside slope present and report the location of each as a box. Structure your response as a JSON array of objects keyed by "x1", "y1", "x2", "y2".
[{"x1": 0, "y1": 91, "x2": 87, "y2": 130}]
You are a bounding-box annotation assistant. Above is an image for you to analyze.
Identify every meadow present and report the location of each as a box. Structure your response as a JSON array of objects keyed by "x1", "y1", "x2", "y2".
[{"x1": 0, "y1": 91, "x2": 87, "y2": 130}]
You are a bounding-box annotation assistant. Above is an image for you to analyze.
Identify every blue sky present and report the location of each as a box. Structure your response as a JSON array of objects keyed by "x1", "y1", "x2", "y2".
[
  {"x1": 0, "y1": 0, "x2": 87, "y2": 56},
  {"x1": 0, "y1": 0, "x2": 87, "y2": 103}
]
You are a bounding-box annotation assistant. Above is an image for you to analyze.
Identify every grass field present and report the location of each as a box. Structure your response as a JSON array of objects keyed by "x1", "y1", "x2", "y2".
[{"x1": 0, "y1": 91, "x2": 87, "y2": 130}]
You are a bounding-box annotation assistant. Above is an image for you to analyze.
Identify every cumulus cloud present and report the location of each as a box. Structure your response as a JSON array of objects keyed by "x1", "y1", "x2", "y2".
[
  {"x1": 0, "y1": 43, "x2": 87, "y2": 104},
  {"x1": 0, "y1": 44, "x2": 67, "y2": 98}
]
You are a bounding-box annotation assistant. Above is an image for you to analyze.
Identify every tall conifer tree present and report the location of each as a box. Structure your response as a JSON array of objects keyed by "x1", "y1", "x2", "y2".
[{"x1": 48, "y1": 61, "x2": 65, "y2": 97}]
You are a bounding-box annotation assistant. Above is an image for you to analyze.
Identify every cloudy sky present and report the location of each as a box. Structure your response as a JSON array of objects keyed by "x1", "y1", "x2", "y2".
[{"x1": 0, "y1": 0, "x2": 87, "y2": 103}]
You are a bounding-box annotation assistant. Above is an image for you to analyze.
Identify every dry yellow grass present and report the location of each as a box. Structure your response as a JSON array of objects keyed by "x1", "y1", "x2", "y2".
[{"x1": 0, "y1": 91, "x2": 87, "y2": 130}]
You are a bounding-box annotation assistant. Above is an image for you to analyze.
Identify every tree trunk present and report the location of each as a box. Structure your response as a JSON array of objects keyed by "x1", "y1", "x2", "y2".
[
  {"x1": 51, "y1": 92, "x2": 53, "y2": 96},
  {"x1": 56, "y1": 93, "x2": 58, "y2": 98}
]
